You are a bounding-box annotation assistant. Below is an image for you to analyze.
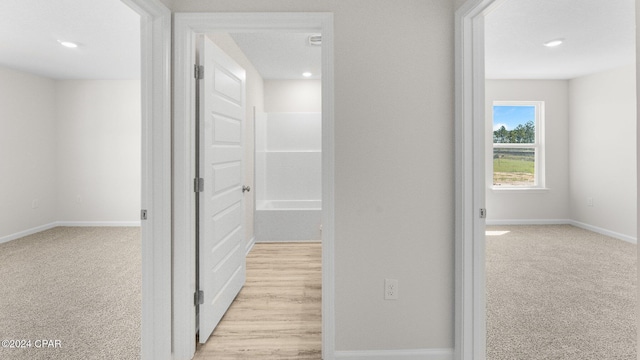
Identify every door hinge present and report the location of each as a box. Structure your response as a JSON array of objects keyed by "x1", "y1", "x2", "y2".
[
  {"x1": 194, "y1": 178, "x2": 204, "y2": 193},
  {"x1": 479, "y1": 208, "x2": 487, "y2": 219},
  {"x1": 140, "y1": 209, "x2": 148, "y2": 220},
  {"x1": 194, "y1": 64, "x2": 204, "y2": 80},
  {"x1": 195, "y1": 290, "x2": 204, "y2": 306}
]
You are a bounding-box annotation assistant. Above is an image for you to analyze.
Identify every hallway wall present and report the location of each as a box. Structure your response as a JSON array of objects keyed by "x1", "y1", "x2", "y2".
[{"x1": 171, "y1": 0, "x2": 456, "y2": 352}]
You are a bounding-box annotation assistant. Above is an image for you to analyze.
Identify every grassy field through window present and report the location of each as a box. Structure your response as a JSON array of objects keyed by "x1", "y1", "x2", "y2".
[{"x1": 493, "y1": 148, "x2": 534, "y2": 186}]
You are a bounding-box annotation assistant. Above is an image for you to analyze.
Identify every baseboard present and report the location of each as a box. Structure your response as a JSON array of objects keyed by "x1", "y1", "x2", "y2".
[
  {"x1": 246, "y1": 236, "x2": 256, "y2": 255},
  {"x1": 334, "y1": 348, "x2": 453, "y2": 360},
  {"x1": 255, "y1": 239, "x2": 322, "y2": 243},
  {"x1": 486, "y1": 219, "x2": 571, "y2": 226},
  {"x1": 568, "y1": 220, "x2": 637, "y2": 244},
  {"x1": 0, "y1": 222, "x2": 58, "y2": 244},
  {"x1": 55, "y1": 221, "x2": 141, "y2": 227},
  {"x1": 1, "y1": 221, "x2": 141, "y2": 245},
  {"x1": 486, "y1": 219, "x2": 637, "y2": 244}
]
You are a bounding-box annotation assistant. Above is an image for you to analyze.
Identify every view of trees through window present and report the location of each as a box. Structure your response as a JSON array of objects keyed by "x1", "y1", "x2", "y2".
[
  {"x1": 493, "y1": 120, "x2": 535, "y2": 143},
  {"x1": 493, "y1": 104, "x2": 538, "y2": 187}
]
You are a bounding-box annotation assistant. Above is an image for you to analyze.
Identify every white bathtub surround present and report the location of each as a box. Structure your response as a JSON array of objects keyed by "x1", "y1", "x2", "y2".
[
  {"x1": 264, "y1": 151, "x2": 321, "y2": 200},
  {"x1": 255, "y1": 112, "x2": 322, "y2": 242},
  {"x1": 265, "y1": 112, "x2": 321, "y2": 151},
  {"x1": 256, "y1": 112, "x2": 322, "y2": 204},
  {"x1": 256, "y1": 200, "x2": 322, "y2": 242}
]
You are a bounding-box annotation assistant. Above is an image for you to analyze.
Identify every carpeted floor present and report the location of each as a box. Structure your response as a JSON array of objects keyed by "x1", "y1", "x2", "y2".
[
  {"x1": 0, "y1": 227, "x2": 140, "y2": 360},
  {"x1": 486, "y1": 225, "x2": 637, "y2": 360},
  {"x1": 1, "y1": 225, "x2": 635, "y2": 359}
]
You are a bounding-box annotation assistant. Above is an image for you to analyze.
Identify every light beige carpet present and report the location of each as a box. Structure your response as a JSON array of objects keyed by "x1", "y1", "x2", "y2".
[
  {"x1": 486, "y1": 225, "x2": 636, "y2": 360},
  {"x1": 0, "y1": 227, "x2": 140, "y2": 360}
]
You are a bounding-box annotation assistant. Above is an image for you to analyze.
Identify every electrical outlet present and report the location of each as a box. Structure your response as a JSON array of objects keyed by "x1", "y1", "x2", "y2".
[
  {"x1": 587, "y1": 197, "x2": 594, "y2": 207},
  {"x1": 384, "y1": 279, "x2": 398, "y2": 300},
  {"x1": 31, "y1": 199, "x2": 39, "y2": 209}
]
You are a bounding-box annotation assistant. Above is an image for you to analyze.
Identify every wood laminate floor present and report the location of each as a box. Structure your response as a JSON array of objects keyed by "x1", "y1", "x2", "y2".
[{"x1": 194, "y1": 242, "x2": 322, "y2": 360}]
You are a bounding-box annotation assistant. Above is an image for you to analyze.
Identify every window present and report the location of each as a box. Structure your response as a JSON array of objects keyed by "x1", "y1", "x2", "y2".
[{"x1": 492, "y1": 101, "x2": 544, "y2": 188}]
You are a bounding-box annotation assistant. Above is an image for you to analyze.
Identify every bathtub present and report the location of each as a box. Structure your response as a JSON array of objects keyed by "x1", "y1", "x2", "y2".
[{"x1": 255, "y1": 200, "x2": 322, "y2": 242}]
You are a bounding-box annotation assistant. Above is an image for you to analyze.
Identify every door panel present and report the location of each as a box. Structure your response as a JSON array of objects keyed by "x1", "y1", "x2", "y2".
[
  {"x1": 198, "y1": 35, "x2": 246, "y2": 344},
  {"x1": 212, "y1": 114, "x2": 242, "y2": 143},
  {"x1": 212, "y1": 163, "x2": 242, "y2": 193},
  {"x1": 214, "y1": 67, "x2": 243, "y2": 100}
]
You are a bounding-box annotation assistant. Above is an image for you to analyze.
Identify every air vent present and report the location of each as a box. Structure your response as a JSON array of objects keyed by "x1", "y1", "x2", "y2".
[{"x1": 308, "y1": 34, "x2": 322, "y2": 46}]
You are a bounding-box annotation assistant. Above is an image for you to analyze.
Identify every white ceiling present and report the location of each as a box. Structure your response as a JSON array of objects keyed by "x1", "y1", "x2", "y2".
[
  {"x1": 0, "y1": 0, "x2": 140, "y2": 80},
  {"x1": 6, "y1": 0, "x2": 630, "y2": 82},
  {"x1": 485, "y1": 0, "x2": 636, "y2": 79},
  {"x1": 230, "y1": 32, "x2": 322, "y2": 80}
]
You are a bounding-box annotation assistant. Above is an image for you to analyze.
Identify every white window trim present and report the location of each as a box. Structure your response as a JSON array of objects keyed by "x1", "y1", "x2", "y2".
[{"x1": 491, "y1": 100, "x2": 546, "y2": 190}]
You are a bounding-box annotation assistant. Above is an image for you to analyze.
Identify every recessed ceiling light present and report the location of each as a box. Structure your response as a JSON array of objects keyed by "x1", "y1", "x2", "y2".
[
  {"x1": 58, "y1": 40, "x2": 78, "y2": 48},
  {"x1": 302, "y1": 72, "x2": 312, "y2": 77},
  {"x1": 543, "y1": 39, "x2": 563, "y2": 47}
]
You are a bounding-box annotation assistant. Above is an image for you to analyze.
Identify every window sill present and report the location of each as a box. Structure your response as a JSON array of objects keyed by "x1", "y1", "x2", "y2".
[{"x1": 490, "y1": 187, "x2": 550, "y2": 193}]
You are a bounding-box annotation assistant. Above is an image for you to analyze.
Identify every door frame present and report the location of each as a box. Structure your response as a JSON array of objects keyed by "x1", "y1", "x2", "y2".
[
  {"x1": 457, "y1": 2, "x2": 640, "y2": 360},
  {"x1": 172, "y1": 13, "x2": 335, "y2": 360},
  {"x1": 454, "y1": 0, "x2": 506, "y2": 359},
  {"x1": 119, "y1": 0, "x2": 172, "y2": 359}
]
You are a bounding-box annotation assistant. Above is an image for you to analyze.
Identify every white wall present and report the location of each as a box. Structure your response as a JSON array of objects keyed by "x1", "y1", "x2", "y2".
[
  {"x1": 55, "y1": 80, "x2": 141, "y2": 223},
  {"x1": 264, "y1": 80, "x2": 321, "y2": 112},
  {"x1": 0, "y1": 67, "x2": 57, "y2": 240},
  {"x1": 171, "y1": 0, "x2": 455, "y2": 353},
  {"x1": 569, "y1": 64, "x2": 637, "y2": 239},
  {"x1": 485, "y1": 80, "x2": 570, "y2": 221},
  {"x1": 485, "y1": 71, "x2": 638, "y2": 241},
  {"x1": 207, "y1": 33, "x2": 265, "y2": 246},
  {"x1": 0, "y1": 69, "x2": 142, "y2": 242}
]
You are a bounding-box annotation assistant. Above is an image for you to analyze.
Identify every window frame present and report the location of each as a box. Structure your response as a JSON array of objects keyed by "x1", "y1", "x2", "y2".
[{"x1": 491, "y1": 100, "x2": 545, "y2": 189}]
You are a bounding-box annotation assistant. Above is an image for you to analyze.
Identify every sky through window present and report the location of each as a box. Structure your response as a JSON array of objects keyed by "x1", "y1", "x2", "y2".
[{"x1": 493, "y1": 105, "x2": 535, "y2": 131}]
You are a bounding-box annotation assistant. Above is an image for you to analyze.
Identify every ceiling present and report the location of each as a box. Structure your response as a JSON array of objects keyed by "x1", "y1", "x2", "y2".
[
  {"x1": 485, "y1": 0, "x2": 636, "y2": 79},
  {"x1": 229, "y1": 32, "x2": 322, "y2": 80},
  {"x1": 4, "y1": 0, "x2": 632, "y2": 81},
  {"x1": 0, "y1": 0, "x2": 140, "y2": 80},
  {"x1": 0, "y1": 0, "x2": 318, "y2": 81}
]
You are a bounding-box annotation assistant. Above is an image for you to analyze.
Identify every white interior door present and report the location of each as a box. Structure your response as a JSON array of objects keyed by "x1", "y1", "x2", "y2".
[{"x1": 197, "y1": 35, "x2": 247, "y2": 343}]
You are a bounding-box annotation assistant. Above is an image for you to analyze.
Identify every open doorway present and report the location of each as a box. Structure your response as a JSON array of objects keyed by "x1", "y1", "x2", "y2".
[
  {"x1": 0, "y1": 0, "x2": 143, "y2": 358},
  {"x1": 455, "y1": 0, "x2": 637, "y2": 359},
  {"x1": 0, "y1": 1, "x2": 171, "y2": 359},
  {"x1": 190, "y1": 31, "x2": 323, "y2": 358},
  {"x1": 172, "y1": 13, "x2": 335, "y2": 360}
]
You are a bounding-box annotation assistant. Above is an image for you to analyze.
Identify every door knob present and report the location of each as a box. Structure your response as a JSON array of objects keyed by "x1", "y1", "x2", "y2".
[{"x1": 242, "y1": 185, "x2": 251, "y2": 193}]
